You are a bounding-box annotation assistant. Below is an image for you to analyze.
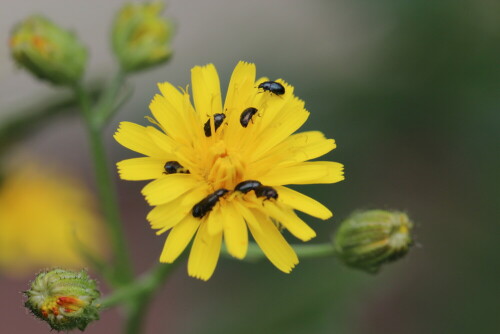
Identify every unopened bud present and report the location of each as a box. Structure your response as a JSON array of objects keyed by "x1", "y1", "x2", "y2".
[
  {"x1": 24, "y1": 269, "x2": 100, "y2": 331},
  {"x1": 112, "y1": 2, "x2": 174, "y2": 73},
  {"x1": 334, "y1": 210, "x2": 413, "y2": 273},
  {"x1": 9, "y1": 16, "x2": 87, "y2": 86}
]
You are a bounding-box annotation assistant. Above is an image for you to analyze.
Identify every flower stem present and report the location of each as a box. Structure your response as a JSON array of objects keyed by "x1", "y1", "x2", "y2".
[
  {"x1": 99, "y1": 262, "x2": 180, "y2": 334},
  {"x1": 74, "y1": 83, "x2": 133, "y2": 285},
  {"x1": 225, "y1": 242, "x2": 336, "y2": 261},
  {"x1": 123, "y1": 263, "x2": 179, "y2": 334},
  {"x1": 93, "y1": 70, "x2": 126, "y2": 128},
  {"x1": 291, "y1": 243, "x2": 336, "y2": 258}
]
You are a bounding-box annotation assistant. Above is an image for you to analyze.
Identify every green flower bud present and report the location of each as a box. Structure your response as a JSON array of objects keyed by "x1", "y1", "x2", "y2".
[
  {"x1": 112, "y1": 2, "x2": 174, "y2": 73},
  {"x1": 9, "y1": 16, "x2": 87, "y2": 86},
  {"x1": 24, "y1": 269, "x2": 100, "y2": 331},
  {"x1": 334, "y1": 210, "x2": 413, "y2": 273}
]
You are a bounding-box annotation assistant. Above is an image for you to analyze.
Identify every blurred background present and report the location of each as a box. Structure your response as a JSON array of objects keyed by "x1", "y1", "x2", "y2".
[{"x1": 1, "y1": 0, "x2": 499, "y2": 333}]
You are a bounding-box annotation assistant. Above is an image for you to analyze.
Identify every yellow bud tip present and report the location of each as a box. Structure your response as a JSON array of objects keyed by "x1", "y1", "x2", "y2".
[
  {"x1": 24, "y1": 269, "x2": 100, "y2": 331},
  {"x1": 334, "y1": 210, "x2": 413, "y2": 273}
]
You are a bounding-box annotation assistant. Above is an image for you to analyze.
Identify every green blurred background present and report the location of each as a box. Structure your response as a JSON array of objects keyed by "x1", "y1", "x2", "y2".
[{"x1": 1, "y1": 0, "x2": 499, "y2": 333}]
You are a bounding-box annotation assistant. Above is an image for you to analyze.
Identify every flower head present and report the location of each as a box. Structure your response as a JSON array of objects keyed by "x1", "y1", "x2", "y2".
[
  {"x1": 24, "y1": 269, "x2": 100, "y2": 331},
  {"x1": 9, "y1": 15, "x2": 87, "y2": 86},
  {"x1": 0, "y1": 159, "x2": 104, "y2": 277},
  {"x1": 115, "y1": 62, "x2": 344, "y2": 280},
  {"x1": 112, "y1": 2, "x2": 174, "y2": 73},
  {"x1": 334, "y1": 210, "x2": 413, "y2": 273}
]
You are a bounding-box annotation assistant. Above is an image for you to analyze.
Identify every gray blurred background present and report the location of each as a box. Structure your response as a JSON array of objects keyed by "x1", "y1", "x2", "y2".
[{"x1": 1, "y1": 0, "x2": 499, "y2": 333}]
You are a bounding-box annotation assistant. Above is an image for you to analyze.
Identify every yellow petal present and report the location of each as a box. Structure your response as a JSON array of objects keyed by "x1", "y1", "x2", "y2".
[
  {"x1": 160, "y1": 216, "x2": 200, "y2": 263},
  {"x1": 222, "y1": 202, "x2": 248, "y2": 259},
  {"x1": 307, "y1": 161, "x2": 345, "y2": 184},
  {"x1": 264, "y1": 131, "x2": 326, "y2": 157},
  {"x1": 141, "y1": 174, "x2": 201, "y2": 205},
  {"x1": 251, "y1": 80, "x2": 298, "y2": 132},
  {"x1": 117, "y1": 157, "x2": 165, "y2": 181},
  {"x1": 248, "y1": 211, "x2": 298, "y2": 273},
  {"x1": 114, "y1": 121, "x2": 166, "y2": 157},
  {"x1": 191, "y1": 64, "x2": 222, "y2": 117},
  {"x1": 206, "y1": 205, "x2": 223, "y2": 236},
  {"x1": 250, "y1": 99, "x2": 309, "y2": 160},
  {"x1": 223, "y1": 61, "x2": 256, "y2": 116},
  {"x1": 222, "y1": 62, "x2": 259, "y2": 145},
  {"x1": 232, "y1": 199, "x2": 262, "y2": 233},
  {"x1": 147, "y1": 195, "x2": 190, "y2": 234},
  {"x1": 275, "y1": 186, "x2": 332, "y2": 220},
  {"x1": 158, "y1": 81, "x2": 184, "y2": 114},
  {"x1": 257, "y1": 161, "x2": 344, "y2": 185},
  {"x1": 187, "y1": 223, "x2": 222, "y2": 281},
  {"x1": 149, "y1": 95, "x2": 190, "y2": 144},
  {"x1": 250, "y1": 132, "x2": 336, "y2": 173},
  {"x1": 276, "y1": 137, "x2": 336, "y2": 166},
  {"x1": 145, "y1": 126, "x2": 177, "y2": 154},
  {"x1": 180, "y1": 184, "x2": 212, "y2": 206},
  {"x1": 264, "y1": 202, "x2": 316, "y2": 241}
]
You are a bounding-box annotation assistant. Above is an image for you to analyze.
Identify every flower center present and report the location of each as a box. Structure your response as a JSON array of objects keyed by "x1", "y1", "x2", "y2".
[{"x1": 205, "y1": 140, "x2": 245, "y2": 190}]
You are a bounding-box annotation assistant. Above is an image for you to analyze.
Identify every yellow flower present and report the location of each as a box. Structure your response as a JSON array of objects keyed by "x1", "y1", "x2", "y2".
[
  {"x1": 115, "y1": 62, "x2": 344, "y2": 280},
  {"x1": 0, "y1": 159, "x2": 104, "y2": 277}
]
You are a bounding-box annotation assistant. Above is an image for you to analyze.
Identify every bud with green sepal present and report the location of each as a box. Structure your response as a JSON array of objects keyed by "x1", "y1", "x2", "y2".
[
  {"x1": 10, "y1": 16, "x2": 87, "y2": 86},
  {"x1": 24, "y1": 269, "x2": 100, "y2": 331},
  {"x1": 112, "y1": 2, "x2": 174, "y2": 73},
  {"x1": 334, "y1": 210, "x2": 413, "y2": 273}
]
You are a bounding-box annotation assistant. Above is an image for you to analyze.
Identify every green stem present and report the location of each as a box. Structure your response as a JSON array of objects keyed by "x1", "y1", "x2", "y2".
[
  {"x1": 123, "y1": 263, "x2": 179, "y2": 334},
  {"x1": 291, "y1": 243, "x2": 336, "y2": 258},
  {"x1": 74, "y1": 83, "x2": 133, "y2": 286},
  {"x1": 223, "y1": 242, "x2": 336, "y2": 261},
  {"x1": 100, "y1": 243, "x2": 335, "y2": 306},
  {"x1": 99, "y1": 262, "x2": 181, "y2": 334},
  {"x1": 93, "y1": 70, "x2": 126, "y2": 128}
]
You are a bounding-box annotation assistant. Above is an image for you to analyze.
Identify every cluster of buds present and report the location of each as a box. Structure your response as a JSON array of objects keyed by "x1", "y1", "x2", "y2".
[
  {"x1": 334, "y1": 210, "x2": 413, "y2": 273},
  {"x1": 10, "y1": 16, "x2": 87, "y2": 86},
  {"x1": 112, "y1": 2, "x2": 174, "y2": 73},
  {"x1": 24, "y1": 269, "x2": 100, "y2": 331},
  {"x1": 9, "y1": 2, "x2": 174, "y2": 86}
]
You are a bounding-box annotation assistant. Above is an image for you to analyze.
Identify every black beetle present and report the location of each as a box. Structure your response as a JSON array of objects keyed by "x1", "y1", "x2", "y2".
[
  {"x1": 164, "y1": 161, "x2": 190, "y2": 174},
  {"x1": 204, "y1": 113, "x2": 226, "y2": 137},
  {"x1": 240, "y1": 107, "x2": 259, "y2": 127},
  {"x1": 192, "y1": 188, "x2": 229, "y2": 218},
  {"x1": 254, "y1": 186, "x2": 278, "y2": 200},
  {"x1": 258, "y1": 81, "x2": 285, "y2": 96},
  {"x1": 234, "y1": 180, "x2": 262, "y2": 193}
]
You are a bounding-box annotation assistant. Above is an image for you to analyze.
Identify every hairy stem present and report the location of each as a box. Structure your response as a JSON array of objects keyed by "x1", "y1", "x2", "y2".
[
  {"x1": 74, "y1": 83, "x2": 133, "y2": 286},
  {"x1": 99, "y1": 262, "x2": 180, "y2": 334},
  {"x1": 93, "y1": 70, "x2": 126, "y2": 128},
  {"x1": 223, "y1": 242, "x2": 336, "y2": 261}
]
